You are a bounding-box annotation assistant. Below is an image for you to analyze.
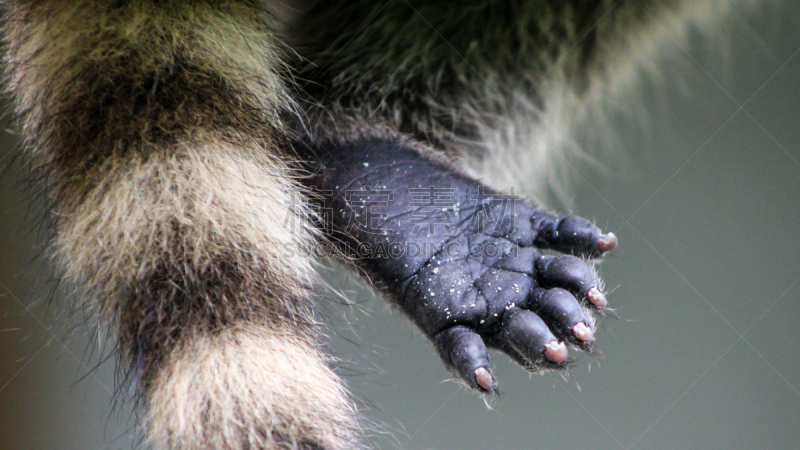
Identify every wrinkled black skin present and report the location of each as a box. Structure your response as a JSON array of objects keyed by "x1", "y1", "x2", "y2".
[{"x1": 301, "y1": 143, "x2": 610, "y2": 392}]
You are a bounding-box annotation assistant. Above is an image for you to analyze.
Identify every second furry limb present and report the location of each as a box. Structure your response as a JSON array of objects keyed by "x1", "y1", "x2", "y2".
[{"x1": 2, "y1": 1, "x2": 362, "y2": 448}]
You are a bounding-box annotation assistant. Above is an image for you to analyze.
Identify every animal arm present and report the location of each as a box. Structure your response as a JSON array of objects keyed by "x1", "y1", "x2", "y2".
[{"x1": 0, "y1": 0, "x2": 716, "y2": 447}]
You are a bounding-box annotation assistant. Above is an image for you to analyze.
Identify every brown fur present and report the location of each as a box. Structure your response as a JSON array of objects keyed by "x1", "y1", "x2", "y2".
[
  {"x1": 2, "y1": 1, "x2": 361, "y2": 448},
  {"x1": 293, "y1": 0, "x2": 751, "y2": 204}
]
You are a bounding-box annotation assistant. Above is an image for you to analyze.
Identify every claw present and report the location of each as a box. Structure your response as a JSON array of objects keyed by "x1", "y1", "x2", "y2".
[
  {"x1": 587, "y1": 287, "x2": 608, "y2": 308},
  {"x1": 572, "y1": 322, "x2": 594, "y2": 343},
  {"x1": 597, "y1": 232, "x2": 618, "y2": 253},
  {"x1": 543, "y1": 340, "x2": 568, "y2": 363},
  {"x1": 474, "y1": 367, "x2": 494, "y2": 391}
]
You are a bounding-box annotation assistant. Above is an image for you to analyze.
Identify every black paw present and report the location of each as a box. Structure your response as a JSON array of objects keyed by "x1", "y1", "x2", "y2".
[
  {"x1": 404, "y1": 210, "x2": 615, "y2": 392},
  {"x1": 304, "y1": 142, "x2": 617, "y2": 393}
]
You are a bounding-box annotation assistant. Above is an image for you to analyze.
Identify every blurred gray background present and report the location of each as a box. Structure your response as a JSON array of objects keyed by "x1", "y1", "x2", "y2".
[{"x1": 1, "y1": 1, "x2": 799, "y2": 449}]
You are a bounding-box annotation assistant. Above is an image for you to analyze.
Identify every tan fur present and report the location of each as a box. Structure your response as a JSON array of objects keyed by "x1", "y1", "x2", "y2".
[
  {"x1": 148, "y1": 324, "x2": 359, "y2": 450},
  {"x1": 2, "y1": 1, "x2": 361, "y2": 449},
  {"x1": 57, "y1": 141, "x2": 313, "y2": 317},
  {"x1": 4, "y1": 1, "x2": 291, "y2": 156}
]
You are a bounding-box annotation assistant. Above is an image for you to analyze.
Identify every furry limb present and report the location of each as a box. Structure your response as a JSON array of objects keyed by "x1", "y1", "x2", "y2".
[{"x1": 2, "y1": 1, "x2": 361, "y2": 448}]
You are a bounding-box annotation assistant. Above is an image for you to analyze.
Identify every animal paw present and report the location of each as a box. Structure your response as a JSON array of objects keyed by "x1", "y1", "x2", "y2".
[
  {"x1": 306, "y1": 142, "x2": 617, "y2": 392},
  {"x1": 403, "y1": 206, "x2": 615, "y2": 392}
]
